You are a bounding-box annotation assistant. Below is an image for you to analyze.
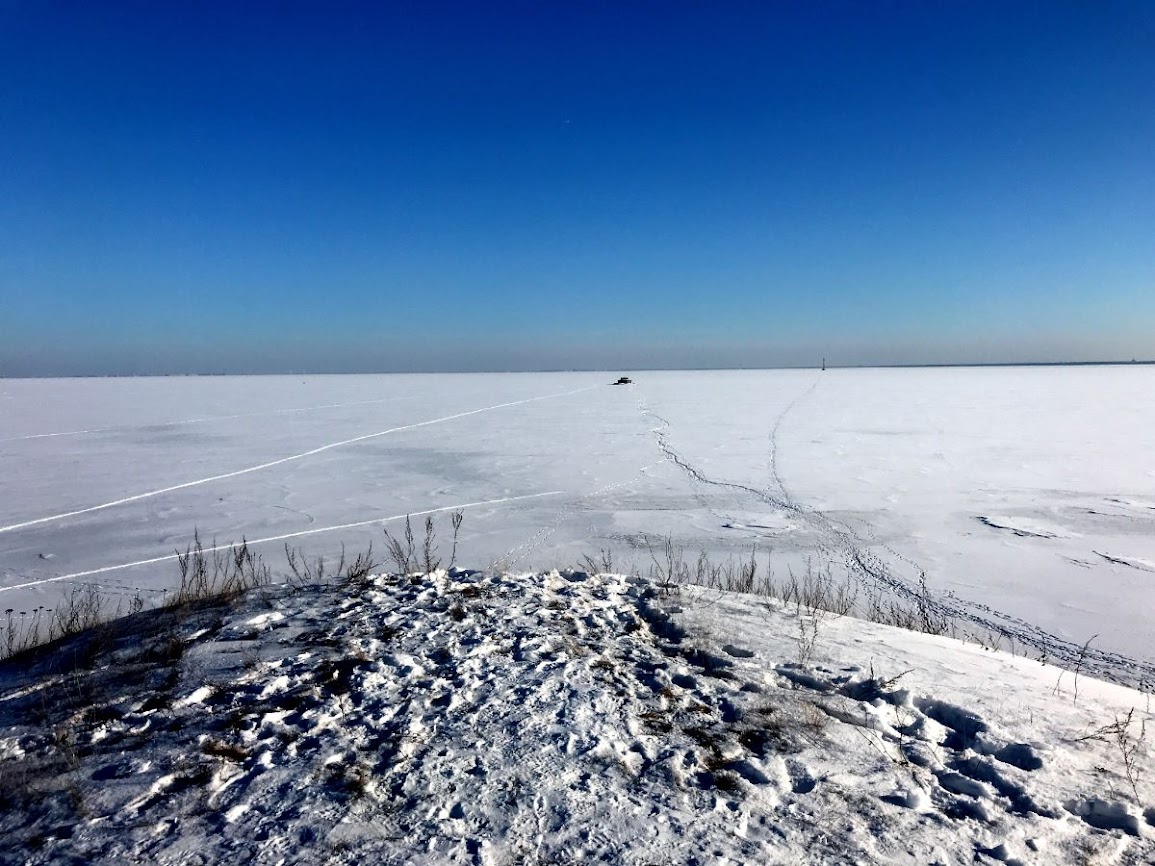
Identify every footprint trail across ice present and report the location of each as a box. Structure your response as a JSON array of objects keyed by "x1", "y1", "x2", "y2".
[{"x1": 635, "y1": 378, "x2": 1155, "y2": 691}]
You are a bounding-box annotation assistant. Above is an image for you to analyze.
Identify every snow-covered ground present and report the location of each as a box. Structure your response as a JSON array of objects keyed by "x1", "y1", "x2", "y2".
[
  {"x1": 2, "y1": 367, "x2": 1154, "y2": 685},
  {"x1": 2, "y1": 569, "x2": 1152, "y2": 864}
]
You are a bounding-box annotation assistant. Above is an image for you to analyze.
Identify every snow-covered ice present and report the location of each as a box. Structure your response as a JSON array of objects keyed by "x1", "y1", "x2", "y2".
[{"x1": 1, "y1": 367, "x2": 1154, "y2": 684}]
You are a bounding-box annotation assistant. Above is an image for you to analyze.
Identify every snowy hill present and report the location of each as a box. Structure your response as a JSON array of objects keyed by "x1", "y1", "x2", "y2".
[{"x1": 1, "y1": 569, "x2": 1152, "y2": 865}]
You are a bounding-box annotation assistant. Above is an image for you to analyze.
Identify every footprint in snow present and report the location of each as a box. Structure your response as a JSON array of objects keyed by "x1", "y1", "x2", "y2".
[
  {"x1": 438, "y1": 801, "x2": 466, "y2": 820},
  {"x1": 913, "y1": 697, "x2": 989, "y2": 751},
  {"x1": 880, "y1": 787, "x2": 931, "y2": 811},
  {"x1": 974, "y1": 841, "x2": 1026, "y2": 866},
  {"x1": 947, "y1": 755, "x2": 1057, "y2": 818},
  {"x1": 774, "y1": 664, "x2": 835, "y2": 693},
  {"x1": 785, "y1": 759, "x2": 816, "y2": 794},
  {"x1": 721, "y1": 643, "x2": 755, "y2": 659},
  {"x1": 991, "y1": 742, "x2": 1043, "y2": 772},
  {"x1": 714, "y1": 697, "x2": 741, "y2": 724},
  {"x1": 1065, "y1": 798, "x2": 1144, "y2": 837},
  {"x1": 935, "y1": 769, "x2": 989, "y2": 800},
  {"x1": 671, "y1": 673, "x2": 697, "y2": 690},
  {"x1": 728, "y1": 759, "x2": 772, "y2": 786}
]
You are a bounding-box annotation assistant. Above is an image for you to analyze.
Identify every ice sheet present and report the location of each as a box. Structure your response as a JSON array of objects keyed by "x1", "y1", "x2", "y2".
[{"x1": 2, "y1": 366, "x2": 1153, "y2": 677}]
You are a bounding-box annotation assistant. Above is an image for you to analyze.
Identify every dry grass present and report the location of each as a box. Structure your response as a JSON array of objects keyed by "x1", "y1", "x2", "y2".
[
  {"x1": 633, "y1": 536, "x2": 962, "y2": 643},
  {"x1": 1, "y1": 531, "x2": 276, "y2": 663},
  {"x1": 171, "y1": 532, "x2": 271, "y2": 607}
]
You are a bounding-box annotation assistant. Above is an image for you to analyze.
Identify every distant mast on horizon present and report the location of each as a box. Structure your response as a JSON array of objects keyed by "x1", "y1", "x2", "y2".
[{"x1": 821, "y1": 357, "x2": 825, "y2": 371}]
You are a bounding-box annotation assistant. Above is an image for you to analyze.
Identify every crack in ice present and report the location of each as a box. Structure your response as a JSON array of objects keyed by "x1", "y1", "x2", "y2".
[
  {"x1": 0, "y1": 491, "x2": 564, "y2": 593},
  {"x1": 0, "y1": 385, "x2": 596, "y2": 535}
]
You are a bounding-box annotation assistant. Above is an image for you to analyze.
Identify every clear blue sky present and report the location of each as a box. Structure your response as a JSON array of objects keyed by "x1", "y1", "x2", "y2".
[{"x1": 2, "y1": 2, "x2": 1153, "y2": 374}]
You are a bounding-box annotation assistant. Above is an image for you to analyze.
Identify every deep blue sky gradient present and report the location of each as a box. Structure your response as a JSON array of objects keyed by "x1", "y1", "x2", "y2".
[{"x1": 2, "y1": 2, "x2": 1153, "y2": 374}]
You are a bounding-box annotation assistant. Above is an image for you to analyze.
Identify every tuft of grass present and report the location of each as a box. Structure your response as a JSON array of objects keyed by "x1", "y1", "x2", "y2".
[
  {"x1": 173, "y1": 531, "x2": 271, "y2": 608},
  {"x1": 384, "y1": 515, "x2": 419, "y2": 574},
  {"x1": 579, "y1": 548, "x2": 615, "y2": 576},
  {"x1": 382, "y1": 511, "x2": 461, "y2": 576},
  {"x1": 3, "y1": 531, "x2": 389, "y2": 663},
  {"x1": 1077, "y1": 707, "x2": 1148, "y2": 803},
  {"x1": 1, "y1": 584, "x2": 123, "y2": 661},
  {"x1": 285, "y1": 542, "x2": 378, "y2": 589}
]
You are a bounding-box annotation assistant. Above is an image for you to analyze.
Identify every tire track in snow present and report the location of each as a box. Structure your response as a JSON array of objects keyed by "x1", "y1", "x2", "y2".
[
  {"x1": 0, "y1": 491, "x2": 564, "y2": 594},
  {"x1": 640, "y1": 379, "x2": 875, "y2": 577},
  {"x1": 758, "y1": 377, "x2": 945, "y2": 607},
  {"x1": 0, "y1": 384, "x2": 598, "y2": 535}
]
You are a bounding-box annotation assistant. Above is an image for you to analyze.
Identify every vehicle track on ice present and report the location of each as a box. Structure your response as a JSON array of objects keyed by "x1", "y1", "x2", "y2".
[{"x1": 638, "y1": 382, "x2": 1155, "y2": 691}]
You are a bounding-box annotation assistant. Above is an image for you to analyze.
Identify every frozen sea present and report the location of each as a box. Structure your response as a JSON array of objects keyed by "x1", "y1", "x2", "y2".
[{"x1": 2, "y1": 367, "x2": 1153, "y2": 683}]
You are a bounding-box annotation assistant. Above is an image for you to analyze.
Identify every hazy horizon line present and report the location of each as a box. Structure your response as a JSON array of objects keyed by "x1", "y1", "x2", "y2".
[{"x1": 4, "y1": 359, "x2": 1153, "y2": 380}]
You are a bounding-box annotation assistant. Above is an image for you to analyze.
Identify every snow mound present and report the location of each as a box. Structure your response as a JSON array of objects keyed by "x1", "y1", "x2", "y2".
[{"x1": 1, "y1": 570, "x2": 1152, "y2": 864}]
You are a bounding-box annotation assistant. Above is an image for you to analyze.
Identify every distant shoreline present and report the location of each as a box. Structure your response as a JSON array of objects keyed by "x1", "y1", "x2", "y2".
[
  {"x1": 828, "y1": 359, "x2": 1155, "y2": 370},
  {"x1": 3, "y1": 360, "x2": 1154, "y2": 379}
]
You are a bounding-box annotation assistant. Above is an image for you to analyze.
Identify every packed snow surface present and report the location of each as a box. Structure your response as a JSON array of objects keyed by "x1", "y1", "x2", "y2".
[
  {"x1": 2, "y1": 570, "x2": 1152, "y2": 864},
  {"x1": 1, "y1": 367, "x2": 1154, "y2": 684}
]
